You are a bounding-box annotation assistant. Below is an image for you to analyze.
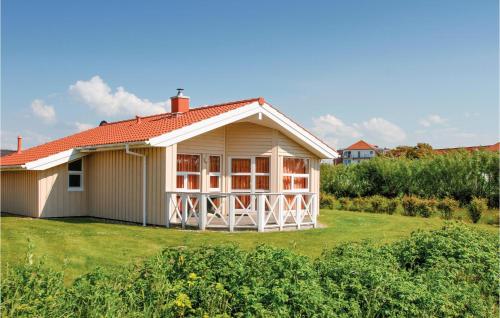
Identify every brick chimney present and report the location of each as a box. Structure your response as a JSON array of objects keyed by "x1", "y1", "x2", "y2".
[
  {"x1": 171, "y1": 88, "x2": 190, "y2": 113},
  {"x1": 17, "y1": 135, "x2": 22, "y2": 153}
]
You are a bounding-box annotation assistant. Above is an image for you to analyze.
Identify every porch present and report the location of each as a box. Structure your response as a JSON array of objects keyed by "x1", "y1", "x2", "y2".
[{"x1": 166, "y1": 192, "x2": 318, "y2": 231}]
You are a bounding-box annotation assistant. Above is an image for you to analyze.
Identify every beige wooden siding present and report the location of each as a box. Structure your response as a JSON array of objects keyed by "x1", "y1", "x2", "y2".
[
  {"x1": 277, "y1": 131, "x2": 314, "y2": 157},
  {"x1": 38, "y1": 157, "x2": 88, "y2": 217},
  {"x1": 225, "y1": 122, "x2": 274, "y2": 156},
  {"x1": 177, "y1": 127, "x2": 225, "y2": 154},
  {"x1": 310, "y1": 158, "x2": 320, "y2": 193},
  {"x1": 87, "y1": 147, "x2": 166, "y2": 225},
  {"x1": 1, "y1": 170, "x2": 39, "y2": 217}
]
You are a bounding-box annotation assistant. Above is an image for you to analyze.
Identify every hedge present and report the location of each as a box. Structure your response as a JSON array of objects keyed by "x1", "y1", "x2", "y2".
[{"x1": 321, "y1": 150, "x2": 499, "y2": 207}]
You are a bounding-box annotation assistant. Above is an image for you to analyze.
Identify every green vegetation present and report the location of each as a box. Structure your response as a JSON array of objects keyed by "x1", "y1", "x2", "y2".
[
  {"x1": 468, "y1": 197, "x2": 489, "y2": 223},
  {"x1": 321, "y1": 150, "x2": 499, "y2": 207},
  {"x1": 2, "y1": 224, "x2": 498, "y2": 317},
  {"x1": 322, "y1": 194, "x2": 498, "y2": 225},
  {"x1": 1, "y1": 211, "x2": 497, "y2": 284}
]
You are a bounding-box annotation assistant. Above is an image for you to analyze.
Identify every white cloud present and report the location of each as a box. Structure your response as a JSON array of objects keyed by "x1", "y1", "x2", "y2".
[
  {"x1": 1, "y1": 130, "x2": 51, "y2": 150},
  {"x1": 419, "y1": 114, "x2": 447, "y2": 127},
  {"x1": 74, "y1": 122, "x2": 94, "y2": 132},
  {"x1": 355, "y1": 117, "x2": 407, "y2": 144},
  {"x1": 31, "y1": 99, "x2": 56, "y2": 123},
  {"x1": 69, "y1": 75, "x2": 169, "y2": 116},
  {"x1": 311, "y1": 114, "x2": 362, "y2": 148},
  {"x1": 311, "y1": 114, "x2": 406, "y2": 148}
]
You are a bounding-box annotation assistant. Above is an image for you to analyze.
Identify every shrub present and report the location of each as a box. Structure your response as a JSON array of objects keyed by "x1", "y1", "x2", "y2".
[
  {"x1": 338, "y1": 197, "x2": 353, "y2": 211},
  {"x1": 320, "y1": 150, "x2": 499, "y2": 207},
  {"x1": 352, "y1": 197, "x2": 370, "y2": 212},
  {"x1": 437, "y1": 197, "x2": 459, "y2": 220},
  {"x1": 415, "y1": 198, "x2": 434, "y2": 218},
  {"x1": 402, "y1": 196, "x2": 418, "y2": 216},
  {"x1": 369, "y1": 195, "x2": 387, "y2": 213},
  {"x1": 385, "y1": 198, "x2": 399, "y2": 215},
  {"x1": 467, "y1": 197, "x2": 488, "y2": 223},
  {"x1": 2, "y1": 225, "x2": 498, "y2": 317},
  {"x1": 319, "y1": 192, "x2": 336, "y2": 210}
]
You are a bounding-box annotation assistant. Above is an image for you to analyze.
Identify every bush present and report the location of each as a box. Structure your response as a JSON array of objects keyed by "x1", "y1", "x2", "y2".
[
  {"x1": 352, "y1": 197, "x2": 370, "y2": 212},
  {"x1": 402, "y1": 196, "x2": 418, "y2": 216},
  {"x1": 320, "y1": 150, "x2": 499, "y2": 207},
  {"x1": 369, "y1": 195, "x2": 387, "y2": 213},
  {"x1": 385, "y1": 198, "x2": 399, "y2": 215},
  {"x1": 437, "y1": 197, "x2": 459, "y2": 220},
  {"x1": 467, "y1": 197, "x2": 488, "y2": 223},
  {"x1": 338, "y1": 197, "x2": 353, "y2": 211},
  {"x1": 319, "y1": 192, "x2": 336, "y2": 210},
  {"x1": 415, "y1": 198, "x2": 435, "y2": 218},
  {"x1": 2, "y1": 225, "x2": 498, "y2": 317}
]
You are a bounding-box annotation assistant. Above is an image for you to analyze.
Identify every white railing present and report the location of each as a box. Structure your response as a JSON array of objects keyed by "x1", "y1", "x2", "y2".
[{"x1": 165, "y1": 192, "x2": 318, "y2": 232}]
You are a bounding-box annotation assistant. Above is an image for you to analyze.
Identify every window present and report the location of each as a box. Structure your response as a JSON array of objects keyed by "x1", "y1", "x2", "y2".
[
  {"x1": 209, "y1": 155, "x2": 221, "y2": 191},
  {"x1": 255, "y1": 157, "x2": 270, "y2": 191},
  {"x1": 176, "y1": 154, "x2": 201, "y2": 191},
  {"x1": 230, "y1": 157, "x2": 270, "y2": 209},
  {"x1": 68, "y1": 158, "x2": 83, "y2": 191},
  {"x1": 283, "y1": 157, "x2": 309, "y2": 192},
  {"x1": 231, "y1": 158, "x2": 251, "y2": 191}
]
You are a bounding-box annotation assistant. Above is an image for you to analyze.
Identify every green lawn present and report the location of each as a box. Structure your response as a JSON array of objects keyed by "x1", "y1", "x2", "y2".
[{"x1": 1, "y1": 210, "x2": 497, "y2": 283}]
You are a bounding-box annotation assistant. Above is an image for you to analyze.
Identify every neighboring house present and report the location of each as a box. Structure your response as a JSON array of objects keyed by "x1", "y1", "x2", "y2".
[
  {"x1": 0, "y1": 92, "x2": 338, "y2": 232},
  {"x1": 0, "y1": 149, "x2": 15, "y2": 157},
  {"x1": 434, "y1": 142, "x2": 500, "y2": 154},
  {"x1": 339, "y1": 140, "x2": 387, "y2": 165}
]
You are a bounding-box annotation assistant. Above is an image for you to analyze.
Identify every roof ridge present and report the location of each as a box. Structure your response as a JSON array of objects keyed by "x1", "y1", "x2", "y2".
[{"x1": 101, "y1": 97, "x2": 261, "y2": 126}]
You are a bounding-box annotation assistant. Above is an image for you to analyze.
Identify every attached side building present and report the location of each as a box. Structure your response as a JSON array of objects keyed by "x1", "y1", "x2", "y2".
[{"x1": 1, "y1": 93, "x2": 338, "y2": 231}]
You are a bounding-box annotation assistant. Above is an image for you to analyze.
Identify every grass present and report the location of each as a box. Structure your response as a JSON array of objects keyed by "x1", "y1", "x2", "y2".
[{"x1": 1, "y1": 209, "x2": 497, "y2": 283}]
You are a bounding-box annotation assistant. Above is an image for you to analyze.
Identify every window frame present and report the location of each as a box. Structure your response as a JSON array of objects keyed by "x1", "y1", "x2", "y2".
[
  {"x1": 229, "y1": 156, "x2": 271, "y2": 193},
  {"x1": 176, "y1": 153, "x2": 201, "y2": 193},
  {"x1": 282, "y1": 157, "x2": 310, "y2": 193},
  {"x1": 68, "y1": 158, "x2": 84, "y2": 192},
  {"x1": 208, "y1": 155, "x2": 222, "y2": 192}
]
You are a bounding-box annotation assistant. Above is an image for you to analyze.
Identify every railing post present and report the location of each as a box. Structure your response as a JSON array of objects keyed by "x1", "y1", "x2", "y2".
[
  {"x1": 257, "y1": 194, "x2": 265, "y2": 232},
  {"x1": 312, "y1": 193, "x2": 318, "y2": 228},
  {"x1": 229, "y1": 194, "x2": 235, "y2": 232},
  {"x1": 199, "y1": 194, "x2": 207, "y2": 230},
  {"x1": 295, "y1": 194, "x2": 301, "y2": 230},
  {"x1": 181, "y1": 194, "x2": 188, "y2": 229},
  {"x1": 278, "y1": 194, "x2": 284, "y2": 231},
  {"x1": 166, "y1": 193, "x2": 171, "y2": 228}
]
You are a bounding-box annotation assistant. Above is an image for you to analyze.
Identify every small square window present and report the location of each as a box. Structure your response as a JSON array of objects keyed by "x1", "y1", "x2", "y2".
[
  {"x1": 68, "y1": 159, "x2": 83, "y2": 191},
  {"x1": 69, "y1": 174, "x2": 81, "y2": 188}
]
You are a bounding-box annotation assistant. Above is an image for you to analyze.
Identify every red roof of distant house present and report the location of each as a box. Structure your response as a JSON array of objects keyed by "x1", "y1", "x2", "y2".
[
  {"x1": 346, "y1": 140, "x2": 377, "y2": 151},
  {"x1": 434, "y1": 142, "x2": 500, "y2": 154},
  {"x1": 0, "y1": 98, "x2": 259, "y2": 166}
]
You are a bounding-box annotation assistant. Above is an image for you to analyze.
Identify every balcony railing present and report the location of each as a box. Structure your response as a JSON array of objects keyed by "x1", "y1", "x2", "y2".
[{"x1": 165, "y1": 192, "x2": 318, "y2": 232}]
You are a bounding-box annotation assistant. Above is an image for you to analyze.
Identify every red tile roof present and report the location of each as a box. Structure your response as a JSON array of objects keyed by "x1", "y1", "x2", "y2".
[
  {"x1": 0, "y1": 98, "x2": 260, "y2": 166},
  {"x1": 346, "y1": 140, "x2": 377, "y2": 151},
  {"x1": 434, "y1": 142, "x2": 500, "y2": 154}
]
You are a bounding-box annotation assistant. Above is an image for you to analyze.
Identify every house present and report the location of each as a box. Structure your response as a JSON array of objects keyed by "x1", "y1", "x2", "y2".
[
  {"x1": 0, "y1": 91, "x2": 338, "y2": 231},
  {"x1": 434, "y1": 142, "x2": 500, "y2": 154},
  {"x1": 339, "y1": 140, "x2": 383, "y2": 165}
]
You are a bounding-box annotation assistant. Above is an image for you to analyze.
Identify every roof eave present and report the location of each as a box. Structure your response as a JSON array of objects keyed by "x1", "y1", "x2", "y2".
[{"x1": 0, "y1": 164, "x2": 27, "y2": 171}]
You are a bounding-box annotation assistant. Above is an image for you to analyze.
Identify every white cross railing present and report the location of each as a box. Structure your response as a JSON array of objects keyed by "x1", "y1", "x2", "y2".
[{"x1": 165, "y1": 192, "x2": 318, "y2": 232}]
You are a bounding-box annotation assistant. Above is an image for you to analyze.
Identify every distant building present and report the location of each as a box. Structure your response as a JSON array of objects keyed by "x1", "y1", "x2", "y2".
[
  {"x1": 0, "y1": 149, "x2": 15, "y2": 157},
  {"x1": 434, "y1": 142, "x2": 500, "y2": 154},
  {"x1": 338, "y1": 140, "x2": 388, "y2": 165}
]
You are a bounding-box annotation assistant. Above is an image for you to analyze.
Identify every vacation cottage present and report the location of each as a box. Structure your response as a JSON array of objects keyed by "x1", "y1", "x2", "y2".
[{"x1": 0, "y1": 92, "x2": 338, "y2": 231}]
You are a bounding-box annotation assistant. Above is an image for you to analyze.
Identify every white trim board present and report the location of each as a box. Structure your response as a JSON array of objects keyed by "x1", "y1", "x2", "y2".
[
  {"x1": 148, "y1": 102, "x2": 338, "y2": 159},
  {"x1": 3, "y1": 100, "x2": 338, "y2": 171}
]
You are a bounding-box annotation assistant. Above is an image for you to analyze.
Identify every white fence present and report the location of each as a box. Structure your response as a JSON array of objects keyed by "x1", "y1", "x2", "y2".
[{"x1": 165, "y1": 192, "x2": 318, "y2": 232}]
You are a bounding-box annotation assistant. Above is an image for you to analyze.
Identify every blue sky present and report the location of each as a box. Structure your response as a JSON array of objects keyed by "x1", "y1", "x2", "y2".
[{"x1": 2, "y1": 0, "x2": 498, "y2": 150}]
